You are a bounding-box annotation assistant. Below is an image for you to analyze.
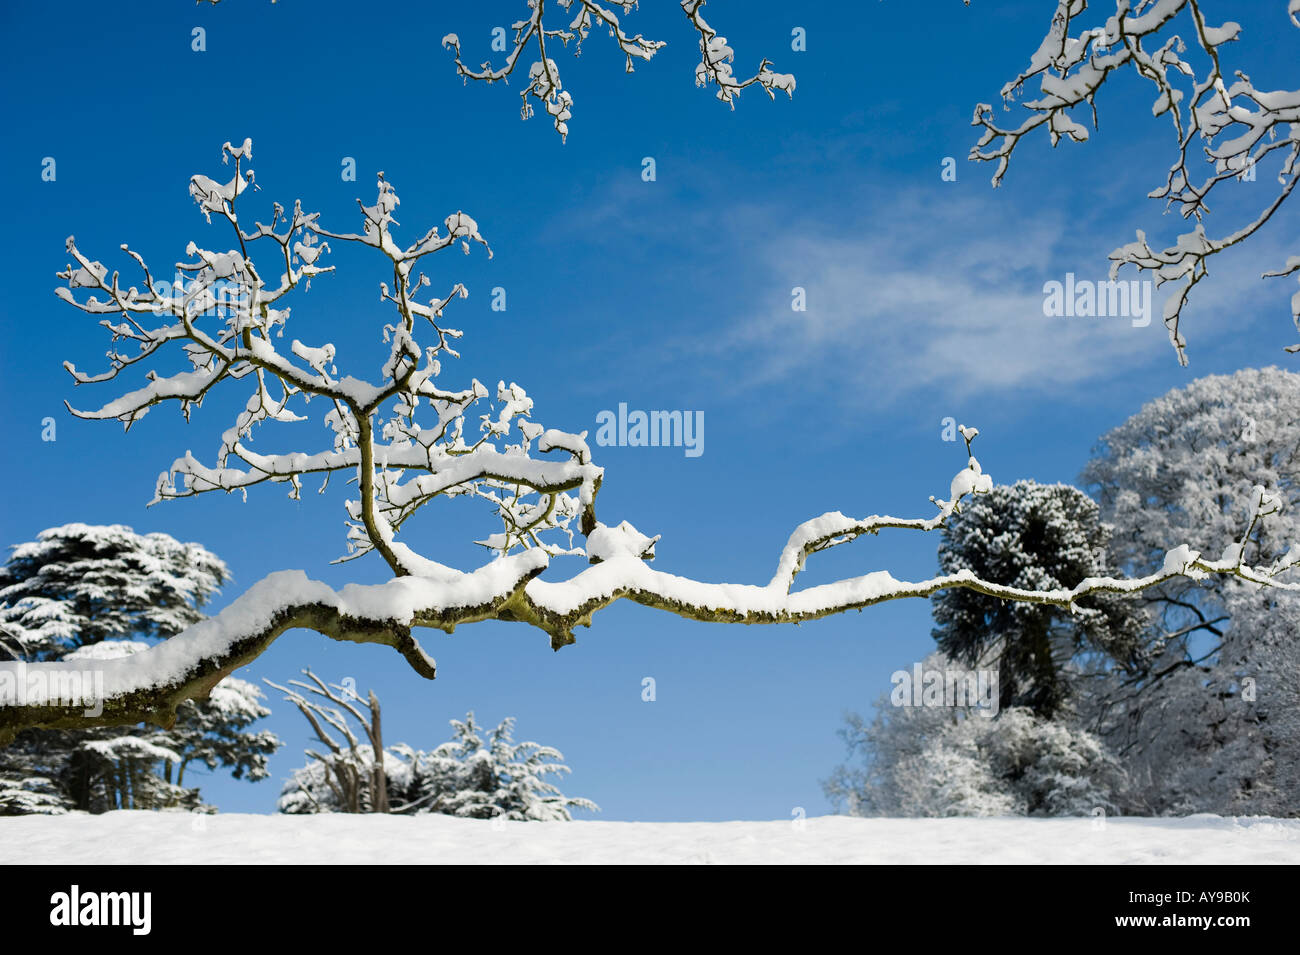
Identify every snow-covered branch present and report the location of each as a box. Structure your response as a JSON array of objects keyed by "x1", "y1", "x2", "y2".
[
  {"x1": 441, "y1": 0, "x2": 793, "y2": 141},
  {"x1": 3, "y1": 451, "x2": 1295, "y2": 739},
  {"x1": 680, "y1": 0, "x2": 795, "y2": 107},
  {"x1": 971, "y1": 0, "x2": 1300, "y2": 362},
  {"x1": 9, "y1": 139, "x2": 1295, "y2": 738},
  {"x1": 57, "y1": 141, "x2": 600, "y2": 578}
]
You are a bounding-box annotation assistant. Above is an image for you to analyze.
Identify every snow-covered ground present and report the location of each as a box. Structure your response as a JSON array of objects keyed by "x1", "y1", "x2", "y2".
[{"x1": 3, "y1": 812, "x2": 1297, "y2": 864}]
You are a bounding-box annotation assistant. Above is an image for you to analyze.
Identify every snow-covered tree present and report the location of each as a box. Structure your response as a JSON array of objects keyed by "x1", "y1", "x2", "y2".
[
  {"x1": 1084, "y1": 367, "x2": 1300, "y2": 610},
  {"x1": 973, "y1": 0, "x2": 1300, "y2": 360},
  {"x1": 0, "y1": 523, "x2": 228, "y2": 661},
  {"x1": 1081, "y1": 367, "x2": 1298, "y2": 701},
  {"x1": 268, "y1": 670, "x2": 392, "y2": 814},
  {"x1": 1102, "y1": 585, "x2": 1300, "y2": 816},
  {"x1": 0, "y1": 526, "x2": 278, "y2": 812},
  {"x1": 420, "y1": 711, "x2": 598, "y2": 821},
  {"x1": 273, "y1": 674, "x2": 595, "y2": 820},
  {"x1": 932, "y1": 480, "x2": 1145, "y2": 718},
  {"x1": 0, "y1": 750, "x2": 66, "y2": 816},
  {"x1": 2, "y1": 141, "x2": 1295, "y2": 741},
  {"x1": 1081, "y1": 367, "x2": 1300, "y2": 813},
  {"x1": 825, "y1": 653, "x2": 1126, "y2": 817}
]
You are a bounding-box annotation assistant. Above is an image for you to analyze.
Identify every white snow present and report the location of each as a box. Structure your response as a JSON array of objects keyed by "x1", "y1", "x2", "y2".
[{"x1": 2, "y1": 812, "x2": 1296, "y2": 865}]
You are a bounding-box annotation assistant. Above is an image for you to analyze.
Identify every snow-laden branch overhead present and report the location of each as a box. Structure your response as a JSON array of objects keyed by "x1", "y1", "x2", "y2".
[
  {"x1": 441, "y1": 0, "x2": 794, "y2": 141},
  {"x1": 971, "y1": 0, "x2": 1300, "y2": 362},
  {"x1": 5, "y1": 140, "x2": 1297, "y2": 740}
]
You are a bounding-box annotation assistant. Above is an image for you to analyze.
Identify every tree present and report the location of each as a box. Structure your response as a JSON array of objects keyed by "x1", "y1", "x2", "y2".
[
  {"x1": 972, "y1": 0, "x2": 1300, "y2": 361},
  {"x1": 1102, "y1": 585, "x2": 1300, "y2": 816},
  {"x1": 932, "y1": 480, "x2": 1145, "y2": 719},
  {"x1": 272, "y1": 672, "x2": 595, "y2": 820},
  {"x1": 1081, "y1": 366, "x2": 1300, "y2": 813},
  {"x1": 0, "y1": 525, "x2": 279, "y2": 812},
  {"x1": 1084, "y1": 366, "x2": 1300, "y2": 610},
  {"x1": 267, "y1": 670, "x2": 391, "y2": 814},
  {"x1": 825, "y1": 652, "x2": 1126, "y2": 818},
  {"x1": 0, "y1": 523, "x2": 228, "y2": 661},
  {"x1": 1, "y1": 140, "x2": 1295, "y2": 741}
]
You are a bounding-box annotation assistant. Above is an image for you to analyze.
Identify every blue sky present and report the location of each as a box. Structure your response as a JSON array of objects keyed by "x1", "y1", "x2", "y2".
[{"x1": 1, "y1": 0, "x2": 1297, "y2": 819}]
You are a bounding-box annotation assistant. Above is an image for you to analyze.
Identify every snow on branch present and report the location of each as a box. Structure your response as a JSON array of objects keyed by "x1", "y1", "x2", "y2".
[
  {"x1": 56, "y1": 140, "x2": 599, "y2": 578},
  {"x1": 680, "y1": 0, "x2": 795, "y2": 108},
  {"x1": 441, "y1": 0, "x2": 793, "y2": 141},
  {"x1": 3, "y1": 469, "x2": 1295, "y2": 739},
  {"x1": 970, "y1": 0, "x2": 1300, "y2": 363},
  {"x1": 5, "y1": 141, "x2": 1297, "y2": 738}
]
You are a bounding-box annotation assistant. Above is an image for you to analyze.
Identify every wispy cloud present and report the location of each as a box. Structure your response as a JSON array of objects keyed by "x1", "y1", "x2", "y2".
[
  {"x1": 701, "y1": 188, "x2": 1294, "y2": 408},
  {"x1": 542, "y1": 159, "x2": 1297, "y2": 414}
]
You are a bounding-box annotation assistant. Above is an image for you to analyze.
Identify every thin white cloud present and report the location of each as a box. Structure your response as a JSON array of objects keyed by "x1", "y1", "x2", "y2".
[{"x1": 706, "y1": 189, "x2": 1295, "y2": 406}]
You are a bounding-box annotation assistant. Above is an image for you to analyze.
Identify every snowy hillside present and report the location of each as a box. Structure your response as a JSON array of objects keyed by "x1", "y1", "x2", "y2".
[{"x1": 4, "y1": 812, "x2": 1297, "y2": 865}]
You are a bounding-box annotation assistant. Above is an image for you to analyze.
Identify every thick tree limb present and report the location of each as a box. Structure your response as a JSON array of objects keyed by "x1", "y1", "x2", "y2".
[
  {"x1": 0, "y1": 553, "x2": 547, "y2": 743},
  {"x1": 3, "y1": 510, "x2": 1294, "y2": 741}
]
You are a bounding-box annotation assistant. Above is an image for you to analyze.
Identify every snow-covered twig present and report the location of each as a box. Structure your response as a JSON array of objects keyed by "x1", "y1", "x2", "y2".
[
  {"x1": 441, "y1": 0, "x2": 792, "y2": 140},
  {"x1": 680, "y1": 0, "x2": 795, "y2": 107},
  {"x1": 971, "y1": 0, "x2": 1300, "y2": 362}
]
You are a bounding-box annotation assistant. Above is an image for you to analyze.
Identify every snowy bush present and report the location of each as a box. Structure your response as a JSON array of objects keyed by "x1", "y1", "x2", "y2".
[
  {"x1": 413, "y1": 712, "x2": 598, "y2": 821},
  {"x1": 273, "y1": 673, "x2": 596, "y2": 821},
  {"x1": 826, "y1": 653, "x2": 1126, "y2": 817}
]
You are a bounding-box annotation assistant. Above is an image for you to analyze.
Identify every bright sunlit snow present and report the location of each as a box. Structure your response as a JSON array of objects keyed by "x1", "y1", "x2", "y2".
[{"x1": 5, "y1": 812, "x2": 1298, "y2": 865}]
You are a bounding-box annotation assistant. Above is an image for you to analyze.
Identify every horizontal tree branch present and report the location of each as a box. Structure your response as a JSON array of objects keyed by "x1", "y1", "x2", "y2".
[
  {"x1": 0, "y1": 552, "x2": 548, "y2": 743},
  {"x1": 3, "y1": 512, "x2": 1294, "y2": 739}
]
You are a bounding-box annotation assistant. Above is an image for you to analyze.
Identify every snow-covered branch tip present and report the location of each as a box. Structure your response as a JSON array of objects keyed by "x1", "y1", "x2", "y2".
[
  {"x1": 970, "y1": 0, "x2": 1300, "y2": 363},
  {"x1": 441, "y1": 0, "x2": 793, "y2": 141}
]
